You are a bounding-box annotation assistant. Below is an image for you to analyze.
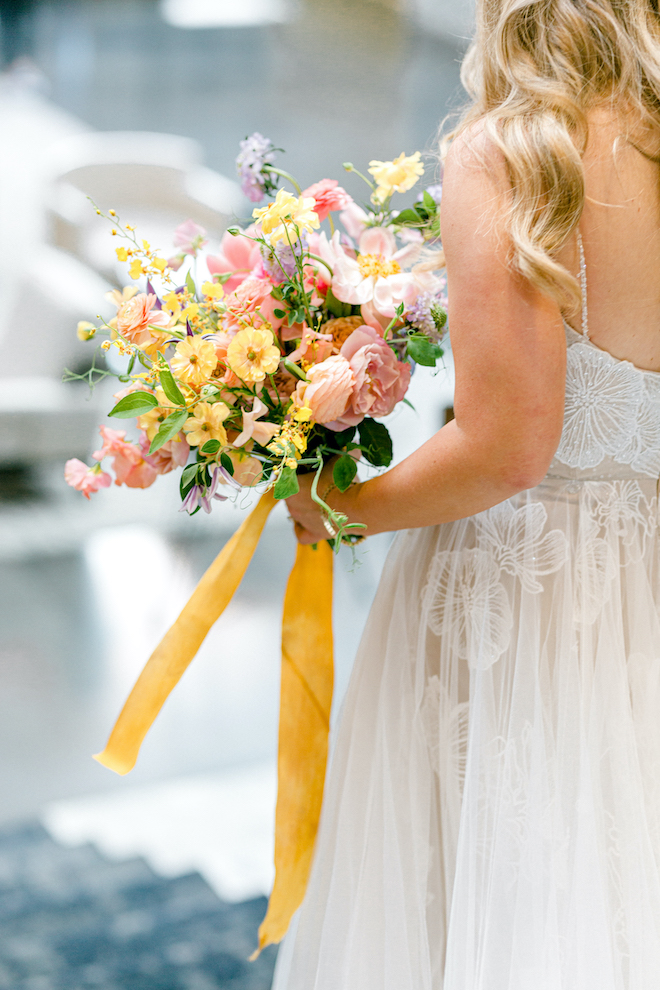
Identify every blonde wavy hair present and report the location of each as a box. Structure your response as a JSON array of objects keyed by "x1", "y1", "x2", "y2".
[{"x1": 447, "y1": 0, "x2": 660, "y2": 307}]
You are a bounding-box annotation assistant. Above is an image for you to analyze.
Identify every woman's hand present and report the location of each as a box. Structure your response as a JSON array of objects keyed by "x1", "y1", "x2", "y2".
[{"x1": 285, "y1": 462, "x2": 339, "y2": 545}]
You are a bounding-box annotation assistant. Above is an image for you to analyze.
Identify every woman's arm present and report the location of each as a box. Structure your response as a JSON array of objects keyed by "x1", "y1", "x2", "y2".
[{"x1": 287, "y1": 135, "x2": 567, "y2": 544}]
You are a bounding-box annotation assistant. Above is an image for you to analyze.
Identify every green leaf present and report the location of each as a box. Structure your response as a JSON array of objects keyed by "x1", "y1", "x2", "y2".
[
  {"x1": 273, "y1": 465, "x2": 300, "y2": 500},
  {"x1": 185, "y1": 270, "x2": 196, "y2": 298},
  {"x1": 180, "y1": 463, "x2": 199, "y2": 499},
  {"x1": 220, "y1": 452, "x2": 234, "y2": 476},
  {"x1": 273, "y1": 308, "x2": 286, "y2": 318},
  {"x1": 149, "y1": 409, "x2": 189, "y2": 454},
  {"x1": 406, "y1": 335, "x2": 444, "y2": 367},
  {"x1": 215, "y1": 272, "x2": 234, "y2": 284},
  {"x1": 358, "y1": 418, "x2": 393, "y2": 467},
  {"x1": 423, "y1": 190, "x2": 437, "y2": 212},
  {"x1": 331, "y1": 426, "x2": 356, "y2": 448},
  {"x1": 394, "y1": 208, "x2": 423, "y2": 226},
  {"x1": 159, "y1": 368, "x2": 185, "y2": 405},
  {"x1": 109, "y1": 391, "x2": 159, "y2": 418},
  {"x1": 333, "y1": 455, "x2": 357, "y2": 492},
  {"x1": 201, "y1": 439, "x2": 221, "y2": 455}
]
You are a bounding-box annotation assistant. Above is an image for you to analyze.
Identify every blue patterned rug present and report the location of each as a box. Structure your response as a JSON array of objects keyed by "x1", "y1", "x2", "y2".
[{"x1": 0, "y1": 821, "x2": 277, "y2": 989}]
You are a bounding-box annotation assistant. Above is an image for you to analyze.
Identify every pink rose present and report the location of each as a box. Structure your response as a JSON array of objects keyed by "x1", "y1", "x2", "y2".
[
  {"x1": 207, "y1": 229, "x2": 261, "y2": 293},
  {"x1": 64, "y1": 459, "x2": 112, "y2": 500},
  {"x1": 116, "y1": 293, "x2": 170, "y2": 352},
  {"x1": 333, "y1": 326, "x2": 411, "y2": 426},
  {"x1": 301, "y1": 179, "x2": 352, "y2": 224},
  {"x1": 292, "y1": 354, "x2": 355, "y2": 424},
  {"x1": 173, "y1": 219, "x2": 208, "y2": 255},
  {"x1": 145, "y1": 435, "x2": 190, "y2": 475}
]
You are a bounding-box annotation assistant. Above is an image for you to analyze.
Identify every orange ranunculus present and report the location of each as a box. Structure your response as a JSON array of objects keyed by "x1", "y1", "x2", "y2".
[{"x1": 116, "y1": 293, "x2": 171, "y2": 354}]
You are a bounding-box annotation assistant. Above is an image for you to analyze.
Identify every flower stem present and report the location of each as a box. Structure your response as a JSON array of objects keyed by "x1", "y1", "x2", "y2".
[{"x1": 263, "y1": 165, "x2": 302, "y2": 196}]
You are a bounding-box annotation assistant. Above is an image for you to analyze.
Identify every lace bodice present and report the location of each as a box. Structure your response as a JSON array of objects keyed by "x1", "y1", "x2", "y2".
[{"x1": 549, "y1": 324, "x2": 660, "y2": 479}]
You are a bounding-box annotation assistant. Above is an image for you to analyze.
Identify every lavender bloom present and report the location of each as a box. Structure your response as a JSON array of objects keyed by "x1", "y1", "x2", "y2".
[
  {"x1": 236, "y1": 132, "x2": 276, "y2": 203},
  {"x1": 426, "y1": 183, "x2": 443, "y2": 205},
  {"x1": 180, "y1": 468, "x2": 231, "y2": 515},
  {"x1": 180, "y1": 484, "x2": 204, "y2": 514},
  {"x1": 405, "y1": 289, "x2": 448, "y2": 340},
  {"x1": 259, "y1": 234, "x2": 307, "y2": 285}
]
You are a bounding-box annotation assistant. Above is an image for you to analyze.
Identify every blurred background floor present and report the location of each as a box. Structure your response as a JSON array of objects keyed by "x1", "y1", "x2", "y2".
[{"x1": 0, "y1": 0, "x2": 466, "y2": 985}]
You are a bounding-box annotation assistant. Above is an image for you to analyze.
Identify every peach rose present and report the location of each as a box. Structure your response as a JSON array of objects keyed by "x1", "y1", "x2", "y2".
[
  {"x1": 116, "y1": 293, "x2": 170, "y2": 353},
  {"x1": 333, "y1": 326, "x2": 411, "y2": 426},
  {"x1": 292, "y1": 354, "x2": 355, "y2": 424}
]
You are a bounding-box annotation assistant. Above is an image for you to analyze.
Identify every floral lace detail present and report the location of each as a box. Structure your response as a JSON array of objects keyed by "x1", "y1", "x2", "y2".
[
  {"x1": 553, "y1": 330, "x2": 660, "y2": 475},
  {"x1": 474, "y1": 501, "x2": 568, "y2": 593},
  {"x1": 424, "y1": 548, "x2": 512, "y2": 670},
  {"x1": 585, "y1": 480, "x2": 657, "y2": 565}
]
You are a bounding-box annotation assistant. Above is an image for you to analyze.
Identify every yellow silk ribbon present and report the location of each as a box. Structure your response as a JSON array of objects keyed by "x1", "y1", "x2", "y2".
[
  {"x1": 93, "y1": 492, "x2": 335, "y2": 953},
  {"x1": 256, "y1": 540, "x2": 334, "y2": 953}
]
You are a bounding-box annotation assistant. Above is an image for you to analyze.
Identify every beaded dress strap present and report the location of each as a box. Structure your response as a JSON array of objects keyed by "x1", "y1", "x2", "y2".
[{"x1": 577, "y1": 230, "x2": 590, "y2": 340}]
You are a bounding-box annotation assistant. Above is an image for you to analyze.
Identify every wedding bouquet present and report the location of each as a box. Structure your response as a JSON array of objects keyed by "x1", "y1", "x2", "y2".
[
  {"x1": 68, "y1": 138, "x2": 447, "y2": 951},
  {"x1": 65, "y1": 135, "x2": 447, "y2": 547}
]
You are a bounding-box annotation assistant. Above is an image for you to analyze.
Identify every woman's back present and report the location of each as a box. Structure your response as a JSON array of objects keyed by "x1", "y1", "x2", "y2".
[{"x1": 558, "y1": 107, "x2": 660, "y2": 370}]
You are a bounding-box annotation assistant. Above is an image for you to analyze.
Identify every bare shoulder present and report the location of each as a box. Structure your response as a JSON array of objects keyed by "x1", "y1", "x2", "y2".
[{"x1": 441, "y1": 122, "x2": 513, "y2": 259}]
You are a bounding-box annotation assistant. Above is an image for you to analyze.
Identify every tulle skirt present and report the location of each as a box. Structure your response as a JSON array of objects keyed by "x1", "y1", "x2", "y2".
[{"x1": 272, "y1": 472, "x2": 660, "y2": 990}]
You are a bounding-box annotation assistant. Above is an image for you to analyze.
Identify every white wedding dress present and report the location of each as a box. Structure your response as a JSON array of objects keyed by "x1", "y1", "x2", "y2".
[{"x1": 272, "y1": 263, "x2": 660, "y2": 989}]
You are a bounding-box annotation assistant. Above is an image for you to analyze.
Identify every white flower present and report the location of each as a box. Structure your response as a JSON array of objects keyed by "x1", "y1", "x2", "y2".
[
  {"x1": 424, "y1": 549, "x2": 512, "y2": 670},
  {"x1": 331, "y1": 226, "x2": 437, "y2": 319}
]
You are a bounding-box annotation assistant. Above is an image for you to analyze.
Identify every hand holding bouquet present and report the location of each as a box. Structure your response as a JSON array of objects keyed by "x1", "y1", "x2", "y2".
[{"x1": 65, "y1": 136, "x2": 447, "y2": 548}]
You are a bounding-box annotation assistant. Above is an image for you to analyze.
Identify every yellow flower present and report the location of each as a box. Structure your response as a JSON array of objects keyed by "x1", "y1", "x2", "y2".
[
  {"x1": 170, "y1": 335, "x2": 218, "y2": 385},
  {"x1": 183, "y1": 401, "x2": 230, "y2": 447},
  {"x1": 137, "y1": 388, "x2": 176, "y2": 440},
  {"x1": 151, "y1": 257, "x2": 167, "y2": 273},
  {"x1": 368, "y1": 151, "x2": 424, "y2": 201},
  {"x1": 253, "y1": 189, "x2": 319, "y2": 244},
  {"x1": 182, "y1": 303, "x2": 200, "y2": 321},
  {"x1": 163, "y1": 290, "x2": 182, "y2": 317},
  {"x1": 129, "y1": 258, "x2": 145, "y2": 279},
  {"x1": 77, "y1": 321, "x2": 97, "y2": 341},
  {"x1": 202, "y1": 281, "x2": 224, "y2": 300},
  {"x1": 115, "y1": 247, "x2": 128, "y2": 262},
  {"x1": 226, "y1": 327, "x2": 280, "y2": 383}
]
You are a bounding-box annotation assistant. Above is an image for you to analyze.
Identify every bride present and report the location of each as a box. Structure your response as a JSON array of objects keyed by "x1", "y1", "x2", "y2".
[{"x1": 279, "y1": 0, "x2": 660, "y2": 986}]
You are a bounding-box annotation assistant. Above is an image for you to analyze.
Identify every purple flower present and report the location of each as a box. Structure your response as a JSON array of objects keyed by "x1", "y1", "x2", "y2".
[
  {"x1": 259, "y1": 233, "x2": 307, "y2": 285},
  {"x1": 236, "y1": 132, "x2": 275, "y2": 203},
  {"x1": 405, "y1": 287, "x2": 448, "y2": 339},
  {"x1": 180, "y1": 467, "x2": 231, "y2": 515},
  {"x1": 426, "y1": 183, "x2": 443, "y2": 205}
]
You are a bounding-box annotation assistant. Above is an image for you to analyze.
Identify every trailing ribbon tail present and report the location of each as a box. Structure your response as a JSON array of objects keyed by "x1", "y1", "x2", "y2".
[
  {"x1": 255, "y1": 540, "x2": 334, "y2": 954},
  {"x1": 93, "y1": 489, "x2": 278, "y2": 775}
]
